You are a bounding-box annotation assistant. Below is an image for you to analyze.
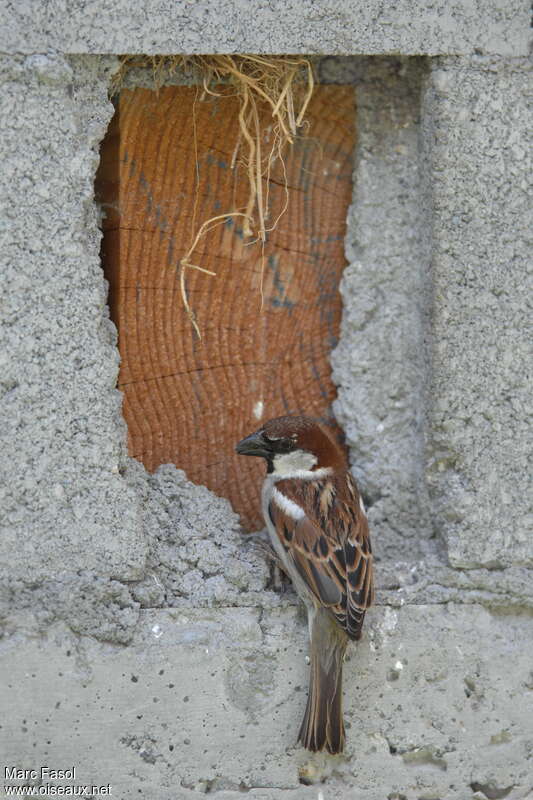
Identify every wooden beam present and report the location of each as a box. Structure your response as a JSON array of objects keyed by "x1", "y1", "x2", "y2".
[{"x1": 97, "y1": 84, "x2": 355, "y2": 530}]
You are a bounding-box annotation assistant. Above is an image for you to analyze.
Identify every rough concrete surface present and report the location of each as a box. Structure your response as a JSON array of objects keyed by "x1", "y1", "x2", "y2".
[
  {"x1": 0, "y1": 0, "x2": 530, "y2": 56},
  {"x1": 0, "y1": 21, "x2": 532, "y2": 800},
  {"x1": 421, "y1": 57, "x2": 532, "y2": 570},
  {"x1": 0, "y1": 55, "x2": 149, "y2": 651},
  {"x1": 124, "y1": 462, "x2": 270, "y2": 610},
  {"x1": 1, "y1": 606, "x2": 532, "y2": 799},
  {"x1": 328, "y1": 57, "x2": 433, "y2": 563}
]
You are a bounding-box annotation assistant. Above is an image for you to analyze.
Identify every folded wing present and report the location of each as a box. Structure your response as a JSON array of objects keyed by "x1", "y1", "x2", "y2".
[{"x1": 268, "y1": 473, "x2": 373, "y2": 640}]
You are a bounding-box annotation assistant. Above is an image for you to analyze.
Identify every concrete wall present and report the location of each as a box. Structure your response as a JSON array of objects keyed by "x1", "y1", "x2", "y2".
[
  {"x1": 1, "y1": 3, "x2": 531, "y2": 799},
  {"x1": 1, "y1": 1, "x2": 530, "y2": 56}
]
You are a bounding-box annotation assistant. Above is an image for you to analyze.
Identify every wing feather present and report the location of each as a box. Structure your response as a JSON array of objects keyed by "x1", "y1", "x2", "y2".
[{"x1": 268, "y1": 473, "x2": 373, "y2": 640}]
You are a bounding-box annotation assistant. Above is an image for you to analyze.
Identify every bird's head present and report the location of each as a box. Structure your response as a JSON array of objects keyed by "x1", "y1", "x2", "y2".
[{"x1": 236, "y1": 415, "x2": 346, "y2": 477}]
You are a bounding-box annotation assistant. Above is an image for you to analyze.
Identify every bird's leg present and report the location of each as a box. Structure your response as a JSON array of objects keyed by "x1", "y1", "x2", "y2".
[
  {"x1": 270, "y1": 559, "x2": 292, "y2": 594},
  {"x1": 243, "y1": 529, "x2": 279, "y2": 564},
  {"x1": 245, "y1": 531, "x2": 291, "y2": 594}
]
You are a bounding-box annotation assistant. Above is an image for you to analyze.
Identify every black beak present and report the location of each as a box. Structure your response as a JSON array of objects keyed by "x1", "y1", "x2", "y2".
[{"x1": 235, "y1": 431, "x2": 271, "y2": 459}]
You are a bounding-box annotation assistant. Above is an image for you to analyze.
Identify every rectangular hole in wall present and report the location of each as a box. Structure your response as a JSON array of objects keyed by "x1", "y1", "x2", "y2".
[{"x1": 95, "y1": 60, "x2": 356, "y2": 531}]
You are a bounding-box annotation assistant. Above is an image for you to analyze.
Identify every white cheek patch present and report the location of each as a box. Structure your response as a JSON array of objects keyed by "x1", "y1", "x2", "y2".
[
  {"x1": 272, "y1": 449, "x2": 317, "y2": 475},
  {"x1": 272, "y1": 487, "x2": 306, "y2": 520}
]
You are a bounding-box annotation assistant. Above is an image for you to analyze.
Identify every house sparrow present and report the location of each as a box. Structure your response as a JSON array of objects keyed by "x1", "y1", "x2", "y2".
[{"x1": 236, "y1": 415, "x2": 373, "y2": 755}]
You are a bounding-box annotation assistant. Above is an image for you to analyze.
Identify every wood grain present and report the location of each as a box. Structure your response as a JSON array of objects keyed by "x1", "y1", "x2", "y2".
[{"x1": 96, "y1": 85, "x2": 355, "y2": 530}]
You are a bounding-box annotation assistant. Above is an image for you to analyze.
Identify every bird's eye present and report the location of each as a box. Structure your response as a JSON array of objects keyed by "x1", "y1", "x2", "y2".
[
  {"x1": 262, "y1": 432, "x2": 295, "y2": 452},
  {"x1": 277, "y1": 436, "x2": 296, "y2": 453},
  {"x1": 263, "y1": 432, "x2": 289, "y2": 443}
]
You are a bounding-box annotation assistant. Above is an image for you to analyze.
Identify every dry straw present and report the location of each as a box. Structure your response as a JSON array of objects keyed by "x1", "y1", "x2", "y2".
[{"x1": 111, "y1": 54, "x2": 315, "y2": 337}]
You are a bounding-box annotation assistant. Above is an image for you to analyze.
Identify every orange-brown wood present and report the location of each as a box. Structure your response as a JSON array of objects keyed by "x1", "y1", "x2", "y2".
[{"x1": 96, "y1": 85, "x2": 355, "y2": 530}]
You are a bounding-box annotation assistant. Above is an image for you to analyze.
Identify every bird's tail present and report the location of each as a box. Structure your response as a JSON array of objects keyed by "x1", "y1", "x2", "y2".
[{"x1": 298, "y1": 608, "x2": 348, "y2": 755}]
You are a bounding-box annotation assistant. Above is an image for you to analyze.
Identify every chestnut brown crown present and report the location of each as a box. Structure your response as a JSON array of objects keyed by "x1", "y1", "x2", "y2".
[{"x1": 236, "y1": 415, "x2": 346, "y2": 472}]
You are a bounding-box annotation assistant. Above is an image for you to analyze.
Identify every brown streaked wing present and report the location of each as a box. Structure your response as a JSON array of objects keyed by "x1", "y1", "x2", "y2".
[
  {"x1": 344, "y1": 509, "x2": 373, "y2": 639},
  {"x1": 269, "y1": 474, "x2": 373, "y2": 640},
  {"x1": 269, "y1": 500, "x2": 344, "y2": 608}
]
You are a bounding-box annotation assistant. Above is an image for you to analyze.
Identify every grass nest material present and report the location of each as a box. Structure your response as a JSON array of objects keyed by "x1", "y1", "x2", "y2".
[{"x1": 111, "y1": 54, "x2": 315, "y2": 337}]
